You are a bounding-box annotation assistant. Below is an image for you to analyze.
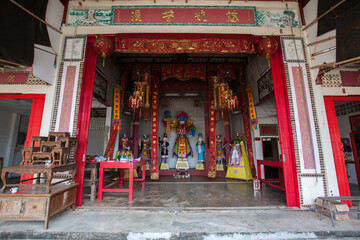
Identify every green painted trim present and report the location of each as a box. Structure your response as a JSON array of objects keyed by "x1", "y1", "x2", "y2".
[{"x1": 110, "y1": 5, "x2": 257, "y2": 26}]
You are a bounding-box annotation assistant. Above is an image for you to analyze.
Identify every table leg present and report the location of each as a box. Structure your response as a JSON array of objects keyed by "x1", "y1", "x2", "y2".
[
  {"x1": 71, "y1": 166, "x2": 77, "y2": 183},
  {"x1": 120, "y1": 169, "x2": 124, "y2": 187},
  {"x1": 1, "y1": 171, "x2": 8, "y2": 192},
  {"x1": 320, "y1": 200, "x2": 325, "y2": 220},
  {"x1": 141, "y1": 164, "x2": 146, "y2": 188},
  {"x1": 98, "y1": 166, "x2": 104, "y2": 200},
  {"x1": 129, "y1": 167, "x2": 134, "y2": 201},
  {"x1": 46, "y1": 172, "x2": 53, "y2": 193},
  {"x1": 328, "y1": 201, "x2": 335, "y2": 227},
  {"x1": 257, "y1": 162, "x2": 262, "y2": 190}
]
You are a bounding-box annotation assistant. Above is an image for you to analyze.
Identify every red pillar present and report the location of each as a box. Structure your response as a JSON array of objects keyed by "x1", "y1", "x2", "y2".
[
  {"x1": 224, "y1": 112, "x2": 231, "y2": 163},
  {"x1": 132, "y1": 113, "x2": 140, "y2": 158},
  {"x1": 324, "y1": 96, "x2": 353, "y2": 206},
  {"x1": 75, "y1": 36, "x2": 97, "y2": 206},
  {"x1": 208, "y1": 99, "x2": 217, "y2": 178},
  {"x1": 238, "y1": 65, "x2": 256, "y2": 176},
  {"x1": 204, "y1": 91, "x2": 210, "y2": 171},
  {"x1": 270, "y1": 37, "x2": 299, "y2": 207},
  {"x1": 150, "y1": 73, "x2": 160, "y2": 180}
]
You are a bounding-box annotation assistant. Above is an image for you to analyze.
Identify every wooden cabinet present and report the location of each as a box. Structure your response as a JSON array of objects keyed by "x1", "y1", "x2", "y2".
[{"x1": 0, "y1": 183, "x2": 77, "y2": 229}]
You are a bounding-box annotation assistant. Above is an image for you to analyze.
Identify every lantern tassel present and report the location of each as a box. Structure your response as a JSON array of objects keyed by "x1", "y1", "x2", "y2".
[{"x1": 102, "y1": 52, "x2": 106, "y2": 67}]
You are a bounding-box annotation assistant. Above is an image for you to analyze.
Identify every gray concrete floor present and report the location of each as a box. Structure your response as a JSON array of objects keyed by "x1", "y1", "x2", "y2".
[
  {"x1": 80, "y1": 179, "x2": 286, "y2": 209},
  {"x1": 0, "y1": 178, "x2": 360, "y2": 239}
]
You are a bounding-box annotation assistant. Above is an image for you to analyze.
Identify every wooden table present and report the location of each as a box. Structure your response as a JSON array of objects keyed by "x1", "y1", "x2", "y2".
[
  {"x1": 318, "y1": 196, "x2": 360, "y2": 227},
  {"x1": 1, "y1": 163, "x2": 77, "y2": 193},
  {"x1": 0, "y1": 183, "x2": 78, "y2": 229},
  {"x1": 98, "y1": 160, "x2": 146, "y2": 201}
]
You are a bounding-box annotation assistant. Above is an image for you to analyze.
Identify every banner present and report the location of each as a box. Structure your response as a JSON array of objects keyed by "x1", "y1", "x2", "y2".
[
  {"x1": 115, "y1": 35, "x2": 255, "y2": 54},
  {"x1": 112, "y1": 6, "x2": 256, "y2": 26}
]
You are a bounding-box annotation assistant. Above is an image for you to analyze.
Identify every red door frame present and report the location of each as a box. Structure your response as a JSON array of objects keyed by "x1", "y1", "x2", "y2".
[
  {"x1": 270, "y1": 36, "x2": 299, "y2": 207},
  {"x1": 74, "y1": 36, "x2": 97, "y2": 206},
  {"x1": 0, "y1": 94, "x2": 45, "y2": 182},
  {"x1": 349, "y1": 131, "x2": 360, "y2": 185},
  {"x1": 75, "y1": 34, "x2": 299, "y2": 207},
  {"x1": 324, "y1": 96, "x2": 360, "y2": 201}
]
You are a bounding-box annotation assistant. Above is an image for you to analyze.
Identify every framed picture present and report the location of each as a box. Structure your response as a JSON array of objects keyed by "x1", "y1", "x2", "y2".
[
  {"x1": 350, "y1": 114, "x2": 360, "y2": 132},
  {"x1": 257, "y1": 68, "x2": 274, "y2": 102},
  {"x1": 341, "y1": 138, "x2": 352, "y2": 152},
  {"x1": 93, "y1": 68, "x2": 107, "y2": 102},
  {"x1": 282, "y1": 38, "x2": 305, "y2": 62},
  {"x1": 63, "y1": 36, "x2": 86, "y2": 61}
]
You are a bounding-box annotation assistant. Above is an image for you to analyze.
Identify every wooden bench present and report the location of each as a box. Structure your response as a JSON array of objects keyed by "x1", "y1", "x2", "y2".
[{"x1": 318, "y1": 196, "x2": 360, "y2": 227}]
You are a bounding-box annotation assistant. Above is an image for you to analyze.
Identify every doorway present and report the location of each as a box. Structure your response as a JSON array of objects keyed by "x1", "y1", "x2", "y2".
[
  {"x1": 324, "y1": 96, "x2": 360, "y2": 202},
  {"x1": 76, "y1": 34, "x2": 299, "y2": 207},
  {"x1": 0, "y1": 94, "x2": 45, "y2": 181}
]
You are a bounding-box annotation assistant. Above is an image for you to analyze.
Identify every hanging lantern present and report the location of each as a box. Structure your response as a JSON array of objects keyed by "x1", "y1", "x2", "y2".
[
  {"x1": 129, "y1": 72, "x2": 152, "y2": 116},
  {"x1": 211, "y1": 76, "x2": 237, "y2": 114},
  {"x1": 93, "y1": 36, "x2": 114, "y2": 67},
  {"x1": 257, "y1": 36, "x2": 278, "y2": 66}
]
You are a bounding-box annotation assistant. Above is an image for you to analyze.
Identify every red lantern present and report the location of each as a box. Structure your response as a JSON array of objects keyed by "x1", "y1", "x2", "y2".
[
  {"x1": 257, "y1": 36, "x2": 278, "y2": 65},
  {"x1": 93, "y1": 36, "x2": 114, "y2": 67}
]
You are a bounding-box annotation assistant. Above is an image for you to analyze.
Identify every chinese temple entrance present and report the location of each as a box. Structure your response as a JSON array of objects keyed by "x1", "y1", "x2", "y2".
[{"x1": 78, "y1": 34, "x2": 299, "y2": 207}]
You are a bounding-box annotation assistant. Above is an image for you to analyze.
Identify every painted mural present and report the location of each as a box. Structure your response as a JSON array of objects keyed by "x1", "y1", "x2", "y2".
[
  {"x1": 256, "y1": 9, "x2": 298, "y2": 28},
  {"x1": 68, "y1": 9, "x2": 112, "y2": 26}
]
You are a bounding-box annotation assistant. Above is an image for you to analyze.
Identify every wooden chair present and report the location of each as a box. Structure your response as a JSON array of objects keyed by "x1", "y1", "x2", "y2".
[
  {"x1": 48, "y1": 132, "x2": 70, "y2": 142},
  {"x1": 51, "y1": 147, "x2": 69, "y2": 166},
  {"x1": 21, "y1": 147, "x2": 40, "y2": 165},
  {"x1": 31, "y1": 136, "x2": 48, "y2": 148}
]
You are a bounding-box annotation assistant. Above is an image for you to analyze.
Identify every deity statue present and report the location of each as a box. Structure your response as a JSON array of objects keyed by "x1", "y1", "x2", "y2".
[
  {"x1": 195, "y1": 133, "x2": 206, "y2": 171},
  {"x1": 116, "y1": 134, "x2": 133, "y2": 161},
  {"x1": 196, "y1": 133, "x2": 206, "y2": 163},
  {"x1": 159, "y1": 133, "x2": 169, "y2": 170},
  {"x1": 215, "y1": 135, "x2": 225, "y2": 171},
  {"x1": 216, "y1": 135, "x2": 225, "y2": 165},
  {"x1": 140, "y1": 135, "x2": 151, "y2": 169},
  {"x1": 120, "y1": 134, "x2": 130, "y2": 151},
  {"x1": 229, "y1": 133, "x2": 243, "y2": 166},
  {"x1": 171, "y1": 112, "x2": 196, "y2": 159},
  {"x1": 159, "y1": 133, "x2": 169, "y2": 164},
  {"x1": 164, "y1": 111, "x2": 196, "y2": 175},
  {"x1": 226, "y1": 133, "x2": 252, "y2": 180}
]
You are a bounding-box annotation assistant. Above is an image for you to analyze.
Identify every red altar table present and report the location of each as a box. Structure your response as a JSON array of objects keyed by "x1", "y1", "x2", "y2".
[
  {"x1": 257, "y1": 159, "x2": 285, "y2": 191},
  {"x1": 98, "y1": 160, "x2": 146, "y2": 201}
]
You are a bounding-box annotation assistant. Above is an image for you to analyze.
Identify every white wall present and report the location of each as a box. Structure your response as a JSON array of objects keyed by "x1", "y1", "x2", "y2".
[{"x1": 303, "y1": 0, "x2": 360, "y2": 197}]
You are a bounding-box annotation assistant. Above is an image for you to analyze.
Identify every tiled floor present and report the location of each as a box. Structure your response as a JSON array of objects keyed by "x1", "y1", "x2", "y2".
[{"x1": 81, "y1": 176, "x2": 287, "y2": 209}]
